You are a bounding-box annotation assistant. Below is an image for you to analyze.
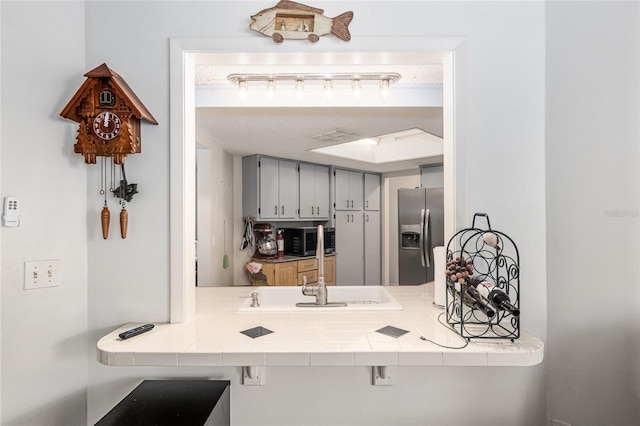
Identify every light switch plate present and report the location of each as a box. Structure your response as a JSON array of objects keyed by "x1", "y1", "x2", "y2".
[{"x1": 24, "y1": 260, "x2": 60, "y2": 290}]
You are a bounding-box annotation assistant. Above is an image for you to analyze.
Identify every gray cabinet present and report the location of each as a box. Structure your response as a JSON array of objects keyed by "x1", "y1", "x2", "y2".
[
  {"x1": 364, "y1": 173, "x2": 381, "y2": 211},
  {"x1": 242, "y1": 155, "x2": 298, "y2": 220},
  {"x1": 420, "y1": 164, "x2": 444, "y2": 188},
  {"x1": 335, "y1": 211, "x2": 364, "y2": 285},
  {"x1": 333, "y1": 169, "x2": 381, "y2": 286},
  {"x1": 299, "y1": 163, "x2": 330, "y2": 219},
  {"x1": 364, "y1": 211, "x2": 381, "y2": 285},
  {"x1": 334, "y1": 169, "x2": 363, "y2": 211}
]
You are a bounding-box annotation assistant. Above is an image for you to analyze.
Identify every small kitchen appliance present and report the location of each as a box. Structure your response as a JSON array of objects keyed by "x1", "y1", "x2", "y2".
[
  {"x1": 253, "y1": 222, "x2": 278, "y2": 259},
  {"x1": 283, "y1": 227, "x2": 335, "y2": 256}
]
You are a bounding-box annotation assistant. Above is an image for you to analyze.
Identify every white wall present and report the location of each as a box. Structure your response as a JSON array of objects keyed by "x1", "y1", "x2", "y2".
[
  {"x1": 12, "y1": 1, "x2": 632, "y2": 425},
  {"x1": 0, "y1": 2, "x2": 88, "y2": 425},
  {"x1": 196, "y1": 144, "x2": 212, "y2": 286},
  {"x1": 82, "y1": 2, "x2": 547, "y2": 425},
  {"x1": 546, "y1": 2, "x2": 640, "y2": 425},
  {"x1": 195, "y1": 130, "x2": 235, "y2": 287}
]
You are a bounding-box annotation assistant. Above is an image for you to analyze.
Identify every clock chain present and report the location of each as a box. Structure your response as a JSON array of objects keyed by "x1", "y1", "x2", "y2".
[{"x1": 100, "y1": 157, "x2": 110, "y2": 239}]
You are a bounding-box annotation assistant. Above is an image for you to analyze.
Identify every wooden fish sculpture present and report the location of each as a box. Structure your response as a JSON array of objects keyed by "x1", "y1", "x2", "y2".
[{"x1": 250, "y1": 0, "x2": 353, "y2": 44}]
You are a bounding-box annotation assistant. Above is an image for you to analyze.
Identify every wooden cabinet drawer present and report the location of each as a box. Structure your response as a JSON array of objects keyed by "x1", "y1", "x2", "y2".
[
  {"x1": 297, "y1": 258, "x2": 318, "y2": 272},
  {"x1": 297, "y1": 269, "x2": 318, "y2": 285}
]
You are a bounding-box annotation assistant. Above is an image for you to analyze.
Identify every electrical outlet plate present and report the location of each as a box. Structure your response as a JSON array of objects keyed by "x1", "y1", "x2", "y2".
[{"x1": 24, "y1": 260, "x2": 60, "y2": 290}]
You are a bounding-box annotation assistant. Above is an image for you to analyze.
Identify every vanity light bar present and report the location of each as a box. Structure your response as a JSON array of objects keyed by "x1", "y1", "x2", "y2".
[
  {"x1": 227, "y1": 72, "x2": 401, "y2": 85},
  {"x1": 228, "y1": 72, "x2": 401, "y2": 104}
]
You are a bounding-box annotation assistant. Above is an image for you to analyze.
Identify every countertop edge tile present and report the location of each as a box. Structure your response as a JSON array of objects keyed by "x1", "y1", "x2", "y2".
[
  {"x1": 222, "y1": 352, "x2": 266, "y2": 366},
  {"x1": 178, "y1": 352, "x2": 223, "y2": 367}
]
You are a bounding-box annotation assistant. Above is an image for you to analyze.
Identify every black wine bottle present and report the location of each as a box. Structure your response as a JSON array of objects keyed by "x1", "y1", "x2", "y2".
[
  {"x1": 474, "y1": 281, "x2": 520, "y2": 317},
  {"x1": 464, "y1": 284, "x2": 495, "y2": 319}
]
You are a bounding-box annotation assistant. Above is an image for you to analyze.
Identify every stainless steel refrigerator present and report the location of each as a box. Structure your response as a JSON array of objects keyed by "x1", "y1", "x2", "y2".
[{"x1": 398, "y1": 187, "x2": 445, "y2": 285}]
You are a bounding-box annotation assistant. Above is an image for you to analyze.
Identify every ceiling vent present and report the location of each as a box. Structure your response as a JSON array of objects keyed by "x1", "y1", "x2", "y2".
[{"x1": 309, "y1": 129, "x2": 358, "y2": 144}]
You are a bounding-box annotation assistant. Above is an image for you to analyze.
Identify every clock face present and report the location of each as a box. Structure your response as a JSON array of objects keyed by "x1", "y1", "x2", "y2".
[{"x1": 93, "y1": 111, "x2": 122, "y2": 140}]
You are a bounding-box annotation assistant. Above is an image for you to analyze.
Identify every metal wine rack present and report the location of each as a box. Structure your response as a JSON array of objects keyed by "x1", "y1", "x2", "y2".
[{"x1": 445, "y1": 213, "x2": 520, "y2": 341}]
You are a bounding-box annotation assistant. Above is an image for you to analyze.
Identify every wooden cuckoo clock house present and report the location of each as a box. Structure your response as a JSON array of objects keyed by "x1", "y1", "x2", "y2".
[{"x1": 60, "y1": 63, "x2": 157, "y2": 165}]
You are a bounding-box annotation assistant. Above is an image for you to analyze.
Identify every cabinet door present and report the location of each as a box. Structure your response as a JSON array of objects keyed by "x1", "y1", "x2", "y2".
[
  {"x1": 364, "y1": 211, "x2": 381, "y2": 285},
  {"x1": 314, "y1": 165, "x2": 330, "y2": 219},
  {"x1": 274, "y1": 261, "x2": 297, "y2": 286},
  {"x1": 364, "y1": 173, "x2": 381, "y2": 211},
  {"x1": 323, "y1": 257, "x2": 336, "y2": 286},
  {"x1": 334, "y1": 169, "x2": 351, "y2": 211},
  {"x1": 278, "y1": 160, "x2": 298, "y2": 219},
  {"x1": 349, "y1": 171, "x2": 363, "y2": 210},
  {"x1": 259, "y1": 157, "x2": 280, "y2": 219},
  {"x1": 335, "y1": 211, "x2": 364, "y2": 285},
  {"x1": 298, "y1": 163, "x2": 316, "y2": 219}
]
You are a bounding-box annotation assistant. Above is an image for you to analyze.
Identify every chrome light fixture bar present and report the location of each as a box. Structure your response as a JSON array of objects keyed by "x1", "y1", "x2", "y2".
[
  {"x1": 228, "y1": 72, "x2": 401, "y2": 103},
  {"x1": 228, "y1": 72, "x2": 401, "y2": 84}
]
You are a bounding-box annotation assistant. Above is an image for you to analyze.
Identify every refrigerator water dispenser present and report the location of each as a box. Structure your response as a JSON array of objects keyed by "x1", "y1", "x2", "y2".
[{"x1": 400, "y1": 225, "x2": 421, "y2": 249}]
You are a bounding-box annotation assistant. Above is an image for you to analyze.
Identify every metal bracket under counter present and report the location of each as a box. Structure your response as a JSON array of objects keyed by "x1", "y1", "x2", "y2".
[
  {"x1": 241, "y1": 366, "x2": 393, "y2": 386},
  {"x1": 242, "y1": 366, "x2": 265, "y2": 386},
  {"x1": 372, "y1": 366, "x2": 393, "y2": 386}
]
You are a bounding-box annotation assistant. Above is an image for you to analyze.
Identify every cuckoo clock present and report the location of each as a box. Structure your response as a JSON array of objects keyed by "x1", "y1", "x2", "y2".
[
  {"x1": 60, "y1": 63, "x2": 157, "y2": 164},
  {"x1": 60, "y1": 64, "x2": 157, "y2": 240}
]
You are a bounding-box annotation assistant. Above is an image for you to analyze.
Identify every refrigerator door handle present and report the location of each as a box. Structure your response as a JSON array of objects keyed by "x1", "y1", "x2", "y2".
[
  {"x1": 419, "y1": 208, "x2": 426, "y2": 267},
  {"x1": 424, "y1": 208, "x2": 431, "y2": 268}
]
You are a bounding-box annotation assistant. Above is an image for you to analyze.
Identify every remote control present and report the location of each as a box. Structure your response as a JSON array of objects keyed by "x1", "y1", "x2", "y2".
[{"x1": 119, "y1": 324, "x2": 154, "y2": 340}]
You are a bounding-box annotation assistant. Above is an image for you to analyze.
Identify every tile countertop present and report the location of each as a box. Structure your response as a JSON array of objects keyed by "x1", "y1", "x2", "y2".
[
  {"x1": 96, "y1": 285, "x2": 543, "y2": 368},
  {"x1": 250, "y1": 253, "x2": 335, "y2": 264}
]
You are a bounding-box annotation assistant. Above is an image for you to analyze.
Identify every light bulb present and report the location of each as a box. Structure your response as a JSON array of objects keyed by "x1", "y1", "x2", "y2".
[
  {"x1": 295, "y1": 79, "x2": 304, "y2": 103},
  {"x1": 380, "y1": 79, "x2": 390, "y2": 103},
  {"x1": 238, "y1": 80, "x2": 248, "y2": 103},
  {"x1": 352, "y1": 79, "x2": 361, "y2": 102},
  {"x1": 266, "y1": 80, "x2": 276, "y2": 104},
  {"x1": 324, "y1": 79, "x2": 333, "y2": 103}
]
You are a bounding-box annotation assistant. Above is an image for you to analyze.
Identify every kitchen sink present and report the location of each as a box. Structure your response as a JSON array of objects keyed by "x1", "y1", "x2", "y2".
[{"x1": 238, "y1": 285, "x2": 403, "y2": 312}]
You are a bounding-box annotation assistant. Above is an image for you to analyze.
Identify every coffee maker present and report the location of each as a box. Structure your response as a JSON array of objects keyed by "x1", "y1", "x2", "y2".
[{"x1": 253, "y1": 222, "x2": 278, "y2": 259}]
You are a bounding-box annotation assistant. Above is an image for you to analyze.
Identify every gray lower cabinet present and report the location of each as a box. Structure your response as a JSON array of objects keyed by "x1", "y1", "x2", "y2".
[
  {"x1": 335, "y1": 211, "x2": 364, "y2": 285},
  {"x1": 364, "y1": 210, "x2": 381, "y2": 285}
]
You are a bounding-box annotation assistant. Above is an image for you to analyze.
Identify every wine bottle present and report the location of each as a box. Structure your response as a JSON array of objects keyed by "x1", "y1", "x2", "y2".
[
  {"x1": 463, "y1": 284, "x2": 495, "y2": 319},
  {"x1": 474, "y1": 281, "x2": 520, "y2": 317}
]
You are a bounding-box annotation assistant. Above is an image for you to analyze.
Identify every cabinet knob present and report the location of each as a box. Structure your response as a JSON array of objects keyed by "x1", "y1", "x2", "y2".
[{"x1": 275, "y1": 205, "x2": 278, "y2": 214}]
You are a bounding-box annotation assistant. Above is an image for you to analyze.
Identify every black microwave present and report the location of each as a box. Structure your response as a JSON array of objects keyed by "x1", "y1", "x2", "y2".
[{"x1": 283, "y1": 227, "x2": 335, "y2": 256}]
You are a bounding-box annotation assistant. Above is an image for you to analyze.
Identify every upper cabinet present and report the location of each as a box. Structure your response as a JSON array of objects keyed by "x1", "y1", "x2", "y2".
[
  {"x1": 299, "y1": 163, "x2": 330, "y2": 220},
  {"x1": 243, "y1": 155, "x2": 298, "y2": 220},
  {"x1": 363, "y1": 173, "x2": 381, "y2": 211},
  {"x1": 420, "y1": 164, "x2": 444, "y2": 189},
  {"x1": 334, "y1": 169, "x2": 363, "y2": 211}
]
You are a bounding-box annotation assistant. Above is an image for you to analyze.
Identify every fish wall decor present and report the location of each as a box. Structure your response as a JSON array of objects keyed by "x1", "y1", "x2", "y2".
[{"x1": 250, "y1": 0, "x2": 354, "y2": 44}]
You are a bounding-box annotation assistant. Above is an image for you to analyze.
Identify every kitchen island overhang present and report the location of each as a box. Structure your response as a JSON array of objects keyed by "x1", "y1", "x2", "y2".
[{"x1": 97, "y1": 285, "x2": 543, "y2": 378}]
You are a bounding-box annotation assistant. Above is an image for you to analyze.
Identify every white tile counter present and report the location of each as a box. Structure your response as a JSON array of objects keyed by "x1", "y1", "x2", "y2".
[{"x1": 97, "y1": 285, "x2": 543, "y2": 368}]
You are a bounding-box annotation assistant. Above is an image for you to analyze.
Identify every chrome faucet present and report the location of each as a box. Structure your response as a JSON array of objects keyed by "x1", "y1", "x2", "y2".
[{"x1": 301, "y1": 225, "x2": 327, "y2": 305}]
